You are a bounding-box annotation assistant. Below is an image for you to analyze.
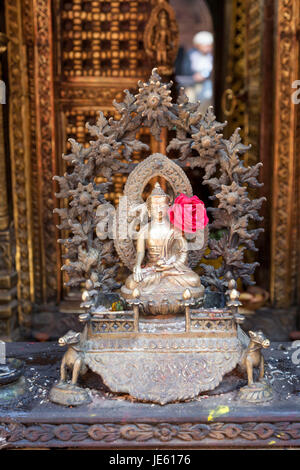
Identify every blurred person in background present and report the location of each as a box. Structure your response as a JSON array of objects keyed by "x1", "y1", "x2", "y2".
[{"x1": 176, "y1": 31, "x2": 213, "y2": 112}]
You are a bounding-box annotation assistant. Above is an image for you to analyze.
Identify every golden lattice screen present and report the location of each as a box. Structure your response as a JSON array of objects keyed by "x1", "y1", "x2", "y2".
[{"x1": 58, "y1": 0, "x2": 151, "y2": 79}]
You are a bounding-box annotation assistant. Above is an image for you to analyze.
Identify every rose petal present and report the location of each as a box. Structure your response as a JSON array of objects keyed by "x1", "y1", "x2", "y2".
[{"x1": 168, "y1": 194, "x2": 208, "y2": 233}]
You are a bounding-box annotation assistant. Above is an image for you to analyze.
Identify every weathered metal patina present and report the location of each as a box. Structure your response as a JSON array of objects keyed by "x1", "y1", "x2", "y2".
[{"x1": 50, "y1": 70, "x2": 270, "y2": 406}]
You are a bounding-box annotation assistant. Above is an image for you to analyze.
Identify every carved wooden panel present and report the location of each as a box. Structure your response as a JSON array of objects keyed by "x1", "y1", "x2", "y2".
[
  {"x1": 4, "y1": 0, "x2": 34, "y2": 327},
  {"x1": 2, "y1": 420, "x2": 300, "y2": 448},
  {"x1": 57, "y1": 0, "x2": 151, "y2": 79},
  {"x1": 222, "y1": 0, "x2": 247, "y2": 139},
  {"x1": 245, "y1": 0, "x2": 263, "y2": 169}
]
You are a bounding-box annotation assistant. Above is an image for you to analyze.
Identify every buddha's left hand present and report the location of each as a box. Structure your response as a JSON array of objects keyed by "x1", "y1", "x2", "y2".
[
  {"x1": 156, "y1": 265, "x2": 170, "y2": 271},
  {"x1": 156, "y1": 261, "x2": 174, "y2": 271},
  {"x1": 156, "y1": 256, "x2": 176, "y2": 270}
]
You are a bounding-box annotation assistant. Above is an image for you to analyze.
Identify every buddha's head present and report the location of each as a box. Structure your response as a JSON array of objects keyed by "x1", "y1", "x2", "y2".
[{"x1": 146, "y1": 182, "x2": 170, "y2": 222}]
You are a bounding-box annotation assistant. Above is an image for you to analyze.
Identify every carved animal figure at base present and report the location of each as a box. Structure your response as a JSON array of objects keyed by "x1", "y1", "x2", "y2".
[
  {"x1": 58, "y1": 330, "x2": 87, "y2": 385},
  {"x1": 239, "y1": 330, "x2": 270, "y2": 386}
]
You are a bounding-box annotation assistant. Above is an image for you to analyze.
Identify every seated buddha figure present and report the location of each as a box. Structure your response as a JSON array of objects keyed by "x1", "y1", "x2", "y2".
[{"x1": 121, "y1": 183, "x2": 204, "y2": 315}]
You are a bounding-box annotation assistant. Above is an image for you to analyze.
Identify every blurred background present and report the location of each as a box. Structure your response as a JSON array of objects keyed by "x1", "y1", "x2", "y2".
[{"x1": 0, "y1": 0, "x2": 299, "y2": 342}]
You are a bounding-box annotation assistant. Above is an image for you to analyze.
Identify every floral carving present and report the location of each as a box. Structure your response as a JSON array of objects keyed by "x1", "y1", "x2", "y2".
[
  {"x1": 135, "y1": 68, "x2": 173, "y2": 139},
  {"x1": 201, "y1": 129, "x2": 265, "y2": 290},
  {"x1": 166, "y1": 89, "x2": 264, "y2": 291},
  {"x1": 69, "y1": 183, "x2": 100, "y2": 215},
  {"x1": 84, "y1": 343, "x2": 241, "y2": 404},
  {"x1": 86, "y1": 112, "x2": 125, "y2": 181},
  {"x1": 1, "y1": 421, "x2": 300, "y2": 448},
  {"x1": 215, "y1": 182, "x2": 249, "y2": 215},
  {"x1": 167, "y1": 94, "x2": 226, "y2": 180}
]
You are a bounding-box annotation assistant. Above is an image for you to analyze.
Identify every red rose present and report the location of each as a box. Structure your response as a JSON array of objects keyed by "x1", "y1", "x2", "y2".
[{"x1": 168, "y1": 194, "x2": 209, "y2": 233}]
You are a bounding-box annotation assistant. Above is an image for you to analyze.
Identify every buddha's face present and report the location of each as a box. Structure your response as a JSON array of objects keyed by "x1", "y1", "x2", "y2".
[{"x1": 149, "y1": 197, "x2": 169, "y2": 222}]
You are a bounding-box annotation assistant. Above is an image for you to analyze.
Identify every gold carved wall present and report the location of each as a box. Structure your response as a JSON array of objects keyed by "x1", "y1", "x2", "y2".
[
  {"x1": 222, "y1": 0, "x2": 300, "y2": 309},
  {"x1": 222, "y1": 0, "x2": 248, "y2": 140},
  {"x1": 222, "y1": 0, "x2": 264, "y2": 167},
  {"x1": 0, "y1": 28, "x2": 18, "y2": 338},
  {"x1": 270, "y1": 0, "x2": 300, "y2": 307},
  {"x1": 3, "y1": 0, "x2": 34, "y2": 334}
]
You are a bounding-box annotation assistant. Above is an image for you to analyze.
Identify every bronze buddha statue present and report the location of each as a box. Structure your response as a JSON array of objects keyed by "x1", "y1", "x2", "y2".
[{"x1": 121, "y1": 183, "x2": 204, "y2": 315}]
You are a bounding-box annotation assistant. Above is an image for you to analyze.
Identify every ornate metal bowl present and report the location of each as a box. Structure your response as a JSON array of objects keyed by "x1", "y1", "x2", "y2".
[{"x1": 0, "y1": 358, "x2": 24, "y2": 386}]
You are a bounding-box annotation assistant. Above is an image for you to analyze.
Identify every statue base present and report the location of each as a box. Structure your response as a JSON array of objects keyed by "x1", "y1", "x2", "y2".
[
  {"x1": 121, "y1": 285, "x2": 204, "y2": 316},
  {"x1": 84, "y1": 346, "x2": 241, "y2": 404},
  {"x1": 56, "y1": 309, "x2": 245, "y2": 405},
  {"x1": 238, "y1": 379, "x2": 273, "y2": 403},
  {"x1": 3, "y1": 340, "x2": 297, "y2": 449},
  {"x1": 49, "y1": 382, "x2": 92, "y2": 406}
]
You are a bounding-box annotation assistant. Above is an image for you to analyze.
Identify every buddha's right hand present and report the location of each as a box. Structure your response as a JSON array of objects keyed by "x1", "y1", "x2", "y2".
[{"x1": 133, "y1": 265, "x2": 143, "y2": 282}]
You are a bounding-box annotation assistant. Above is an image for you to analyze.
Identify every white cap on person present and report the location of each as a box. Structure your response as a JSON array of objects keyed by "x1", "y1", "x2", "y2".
[{"x1": 193, "y1": 31, "x2": 213, "y2": 46}]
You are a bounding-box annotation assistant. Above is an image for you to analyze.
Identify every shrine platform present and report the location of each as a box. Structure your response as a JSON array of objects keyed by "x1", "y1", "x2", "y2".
[{"x1": 0, "y1": 341, "x2": 299, "y2": 449}]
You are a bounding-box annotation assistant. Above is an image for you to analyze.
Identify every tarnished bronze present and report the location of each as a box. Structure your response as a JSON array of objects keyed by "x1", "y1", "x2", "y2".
[
  {"x1": 238, "y1": 330, "x2": 273, "y2": 402},
  {"x1": 54, "y1": 68, "x2": 265, "y2": 298},
  {"x1": 114, "y1": 152, "x2": 208, "y2": 273},
  {"x1": 239, "y1": 330, "x2": 270, "y2": 385},
  {"x1": 49, "y1": 329, "x2": 91, "y2": 406},
  {"x1": 83, "y1": 313, "x2": 242, "y2": 405},
  {"x1": 226, "y1": 277, "x2": 242, "y2": 315},
  {"x1": 49, "y1": 69, "x2": 271, "y2": 406},
  {"x1": 120, "y1": 181, "x2": 205, "y2": 315},
  {"x1": 58, "y1": 330, "x2": 88, "y2": 385}
]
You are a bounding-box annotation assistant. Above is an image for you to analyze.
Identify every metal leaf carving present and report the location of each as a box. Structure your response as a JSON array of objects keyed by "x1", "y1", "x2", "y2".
[{"x1": 54, "y1": 69, "x2": 265, "y2": 303}]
